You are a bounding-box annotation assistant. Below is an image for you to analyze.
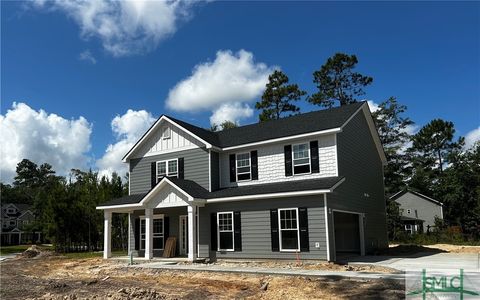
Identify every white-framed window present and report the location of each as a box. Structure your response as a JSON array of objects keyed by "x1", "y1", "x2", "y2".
[
  {"x1": 292, "y1": 143, "x2": 311, "y2": 175},
  {"x1": 140, "y1": 215, "x2": 165, "y2": 250},
  {"x1": 156, "y1": 159, "x2": 178, "y2": 180},
  {"x1": 217, "y1": 212, "x2": 234, "y2": 251},
  {"x1": 278, "y1": 208, "x2": 300, "y2": 251},
  {"x1": 406, "y1": 209, "x2": 411, "y2": 214},
  {"x1": 162, "y1": 126, "x2": 171, "y2": 139},
  {"x1": 7, "y1": 208, "x2": 15, "y2": 214},
  {"x1": 236, "y1": 152, "x2": 251, "y2": 181}
]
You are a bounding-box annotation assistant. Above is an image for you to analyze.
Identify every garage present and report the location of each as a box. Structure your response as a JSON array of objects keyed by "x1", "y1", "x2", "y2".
[{"x1": 333, "y1": 211, "x2": 361, "y2": 254}]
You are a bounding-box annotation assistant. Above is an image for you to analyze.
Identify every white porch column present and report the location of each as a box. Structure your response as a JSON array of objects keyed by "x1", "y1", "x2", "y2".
[
  {"x1": 128, "y1": 213, "x2": 135, "y2": 256},
  {"x1": 144, "y1": 208, "x2": 153, "y2": 259},
  {"x1": 103, "y1": 210, "x2": 112, "y2": 259},
  {"x1": 187, "y1": 205, "x2": 197, "y2": 261}
]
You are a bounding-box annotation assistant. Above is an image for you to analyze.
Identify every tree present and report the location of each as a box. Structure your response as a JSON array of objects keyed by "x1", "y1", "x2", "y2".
[
  {"x1": 255, "y1": 70, "x2": 306, "y2": 122},
  {"x1": 410, "y1": 119, "x2": 464, "y2": 174},
  {"x1": 309, "y1": 53, "x2": 373, "y2": 108},
  {"x1": 372, "y1": 97, "x2": 414, "y2": 195},
  {"x1": 210, "y1": 120, "x2": 238, "y2": 132}
]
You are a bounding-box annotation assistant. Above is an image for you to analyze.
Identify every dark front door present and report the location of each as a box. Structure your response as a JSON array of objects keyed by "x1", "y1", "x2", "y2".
[{"x1": 333, "y1": 211, "x2": 361, "y2": 254}]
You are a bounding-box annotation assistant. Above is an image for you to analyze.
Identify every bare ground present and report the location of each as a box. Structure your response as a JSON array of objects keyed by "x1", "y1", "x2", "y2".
[{"x1": 1, "y1": 254, "x2": 404, "y2": 300}]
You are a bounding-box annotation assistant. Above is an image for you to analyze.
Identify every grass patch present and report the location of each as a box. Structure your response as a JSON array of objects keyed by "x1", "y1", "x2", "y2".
[
  {"x1": 0, "y1": 244, "x2": 53, "y2": 255},
  {"x1": 63, "y1": 250, "x2": 127, "y2": 259}
]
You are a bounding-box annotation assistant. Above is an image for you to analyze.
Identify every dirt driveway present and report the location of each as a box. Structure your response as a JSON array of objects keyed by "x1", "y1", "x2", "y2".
[{"x1": 1, "y1": 254, "x2": 405, "y2": 299}]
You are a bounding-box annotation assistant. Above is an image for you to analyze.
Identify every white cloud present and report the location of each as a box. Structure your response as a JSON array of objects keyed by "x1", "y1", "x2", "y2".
[
  {"x1": 210, "y1": 102, "x2": 253, "y2": 126},
  {"x1": 96, "y1": 109, "x2": 155, "y2": 179},
  {"x1": 79, "y1": 49, "x2": 96, "y2": 64},
  {"x1": 464, "y1": 127, "x2": 480, "y2": 149},
  {"x1": 166, "y1": 49, "x2": 274, "y2": 124},
  {"x1": 367, "y1": 100, "x2": 380, "y2": 112},
  {"x1": 0, "y1": 102, "x2": 92, "y2": 183},
  {"x1": 32, "y1": 0, "x2": 200, "y2": 57}
]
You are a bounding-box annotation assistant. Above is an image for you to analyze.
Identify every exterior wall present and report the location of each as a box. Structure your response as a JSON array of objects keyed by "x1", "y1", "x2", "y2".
[
  {"x1": 326, "y1": 112, "x2": 388, "y2": 258},
  {"x1": 133, "y1": 121, "x2": 204, "y2": 158},
  {"x1": 198, "y1": 195, "x2": 328, "y2": 260},
  {"x1": 129, "y1": 148, "x2": 209, "y2": 194},
  {"x1": 147, "y1": 185, "x2": 189, "y2": 208},
  {"x1": 210, "y1": 151, "x2": 220, "y2": 192},
  {"x1": 395, "y1": 193, "x2": 443, "y2": 229},
  {"x1": 219, "y1": 134, "x2": 338, "y2": 188}
]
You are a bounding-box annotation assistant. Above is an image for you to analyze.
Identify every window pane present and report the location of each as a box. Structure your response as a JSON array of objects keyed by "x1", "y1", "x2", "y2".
[
  {"x1": 281, "y1": 230, "x2": 298, "y2": 250},
  {"x1": 153, "y1": 219, "x2": 163, "y2": 234},
  {"x1": 237, "y1": 173, "x2": 251, "y2": 181},
  {"x1": 168, "y1": 160, "x2": 177, "y2": 174},
  {"x1": 293, "y1": 144, "x2": 309, "y2": 160},
  {"x1": 153, "y1": 237, "x2": 164, "y2": 249},
  {"x1": 293, "y1": 158, "x2": 310, "y2": 166},
  {"x1": 294, "y1": 164, "x2": 310, "y2": 174},
  {"x1": 219, "y1": 232, "x2": 233, "y2": 250},
  {"x1": 157, "y1": 162, "x2": 166, "y2": 175},
  {"x1": 236, "y1": 153, "x2": 250, "y2": 168},
  {"x1": 237, "y1": 166, "x2": 250, "y2": 174},
  {"x1": 141, "y1": 239, "x2": 145, "y2": 250},
  {"x1": 218, "y1": 213, "x2": 233, "y2": 231}
]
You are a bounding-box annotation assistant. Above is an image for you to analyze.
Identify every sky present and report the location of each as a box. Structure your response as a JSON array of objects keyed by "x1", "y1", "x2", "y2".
[{"x1": 1, "y1": 1, "x2": 479, "y2": 182}]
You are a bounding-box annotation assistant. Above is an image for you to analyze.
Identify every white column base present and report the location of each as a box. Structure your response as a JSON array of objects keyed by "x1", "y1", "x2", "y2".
[{"x1": 187, "y1": 205, "x2": 197, "y2": 261}]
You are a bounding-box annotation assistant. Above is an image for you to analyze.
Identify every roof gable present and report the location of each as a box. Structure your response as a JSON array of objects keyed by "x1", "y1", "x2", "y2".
[{"x1": 390, "y1": 190, "x2": 443, "y2": 206}]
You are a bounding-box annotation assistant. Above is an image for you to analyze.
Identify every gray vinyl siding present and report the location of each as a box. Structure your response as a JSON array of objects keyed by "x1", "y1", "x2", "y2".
[
  {"x1": 198, "y1": 195, "x2": 327, "y2": 260},
  {"x1": 327, "y1": 112, "x2": 388, "y2": 258},
  {"x1": 132, "y1": 207, "x2": 188, "y2": 257},
  {"x1": 395, "y1": 192, "x2": 443, "y2": 229},
  {"x1": 210, "y1": 151, "x2": 220, "y2": 191},
  {"x1": 129, "y1": 148, "x2": 209, "y2": 194}
]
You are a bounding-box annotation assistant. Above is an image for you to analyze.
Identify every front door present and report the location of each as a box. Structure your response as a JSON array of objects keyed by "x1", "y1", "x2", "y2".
[{"x1": 179, "y1": 215, "x2": 188, "y2": 256}]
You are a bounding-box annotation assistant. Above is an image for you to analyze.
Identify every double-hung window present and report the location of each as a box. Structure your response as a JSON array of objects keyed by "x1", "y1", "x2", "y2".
[
  {"x1": 292, "y1": 143, "x2": 311, "y2": 175},
  {"x1": 217, "y1": 212, "x2": 234, "y2": 251},
  {"x1": 236, "y1": 153, "x2": 251, "y2": 181},
  {"x1": 162, "y1": 126, "x2": 171, "y2": 139},
  {"x1": 140, "y1": 215, "x2": 165, "y2": 250},
  {"x1": 157, "y1": 159, "x2": 178, "y2": 180},
  {"x1": 278, "y1": 208, "x2": 300, "y2": 251}
]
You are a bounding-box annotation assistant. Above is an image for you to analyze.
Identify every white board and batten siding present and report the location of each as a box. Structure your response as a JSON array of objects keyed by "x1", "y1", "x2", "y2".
[
  {"x1": 219, "y1": 134, "x2": 338, "y2": 188},
  {"x1": 146, "y1": 185, "x2": 189, "y2": 208}
]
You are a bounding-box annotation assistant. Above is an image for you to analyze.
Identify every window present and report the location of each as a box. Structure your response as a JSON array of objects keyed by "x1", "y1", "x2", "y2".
[
  {"x1": 292, "y1": 143, "x2": 310, "y2": 175},
  {"x1": 162, "y1": 126, "x2": 171, "y2": 139},
  {"x1": 278, "y1": 208, "x2": 300, "y2": 251},
  {"x1": 140, "y1": 215, "x2": 164, "y2": 250},
  {"x1": 9, "y1": 220, "x2": 16, "y2": 226},
  {"x1": 156, "y1": 159, "x2": 178, "y2": 180},
  {"x1": 7, "y1": 208, "x2": 15, "y2": 214},
  {"x1": 406, "y1": 209, "x2": 411, "y2": 214},
  {"x1": 236, "y1": 153, "x2": 251, "y2": 181},
  {"x1": 217, "y1": 212, "x2": 234, "y2": 251}
]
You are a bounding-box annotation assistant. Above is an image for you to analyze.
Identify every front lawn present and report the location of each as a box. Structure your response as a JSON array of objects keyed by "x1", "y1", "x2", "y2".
[{"x1": 0, "y1": 244, "x2": 53, "y2": 255}]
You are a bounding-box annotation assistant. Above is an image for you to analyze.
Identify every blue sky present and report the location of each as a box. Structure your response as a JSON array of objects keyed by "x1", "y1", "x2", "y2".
[{"x1": 1, "y1": 1, "x2": 479, "y2": 181}]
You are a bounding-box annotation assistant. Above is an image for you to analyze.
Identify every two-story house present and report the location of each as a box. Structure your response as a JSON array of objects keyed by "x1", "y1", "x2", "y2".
[
  {"x1": 1, "y1": 203, "x2": 40, "y2": 245},
  {"x1": 390, "y1": 190, "x2": 444, "y2": 234},
  {"x1": 97, "y1": 102, "x2": 388, "y2": 262}
]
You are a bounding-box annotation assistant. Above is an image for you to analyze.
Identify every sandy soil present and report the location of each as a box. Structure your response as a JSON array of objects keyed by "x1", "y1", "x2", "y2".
[
  {"x1": 422, "y1": 244, "x2": 480, "y2": 254},
  {"x1": 1, "y1": 254, "x2": 404, "y2": 299},
  {"x1": 388, "y1": 243, "x2": 480, "y2": 254}
]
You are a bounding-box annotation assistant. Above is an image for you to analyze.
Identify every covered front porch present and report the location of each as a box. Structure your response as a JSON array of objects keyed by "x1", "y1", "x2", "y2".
[{"x1": 98, "y1": 178, "x2": 205, "y2": 261}]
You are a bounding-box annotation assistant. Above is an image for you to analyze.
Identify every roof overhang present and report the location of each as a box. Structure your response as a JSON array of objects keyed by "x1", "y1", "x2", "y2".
[{"x1": 122, "y1": 115, "x2": 213, "y2": 162}]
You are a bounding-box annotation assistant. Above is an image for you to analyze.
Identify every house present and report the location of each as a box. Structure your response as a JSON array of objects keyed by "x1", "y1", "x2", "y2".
[
  {"x1": 97, "y1": 101, "x2": 388, "y2": 262},
  {"x1": 1, "y1": 203, "x2": 41, "y2": 245},
  {"x1": 390, "y1": 190, "x2": 444, "y2": 234}
]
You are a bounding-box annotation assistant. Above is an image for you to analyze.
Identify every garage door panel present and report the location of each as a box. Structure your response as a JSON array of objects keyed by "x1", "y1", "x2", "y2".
[{"x1": 334, "y1": 211, "x2": 360, "y2": 253}]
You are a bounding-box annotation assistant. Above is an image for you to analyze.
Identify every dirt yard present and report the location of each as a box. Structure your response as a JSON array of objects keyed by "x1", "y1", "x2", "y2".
[{"x1": 1, "y1": 250, "x2": 404, "y2": 299}]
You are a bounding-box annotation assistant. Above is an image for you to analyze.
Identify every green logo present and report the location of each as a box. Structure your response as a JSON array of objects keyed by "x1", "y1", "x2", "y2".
[{"x1": 407, "y1": 269, "x2": 479, "y2": 300}]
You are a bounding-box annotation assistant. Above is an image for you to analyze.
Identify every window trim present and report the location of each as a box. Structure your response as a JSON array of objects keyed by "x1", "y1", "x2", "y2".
[
  {"x1": 291, "y1": 143, "x2": 311, "y2": 175},
  {"x1": 162, "y1": 126, "x2": 171, "y2": 140},
  {"x1": 235, "y1": 152, "x2": 252, "y2": 182},
  {"x1": 278, "y1": 207, "x2": 301, "y2": 252},
  {"x1": 156, "y1": 159, "x2": 178, "y2": 179},
  {"x1": 139, "y1": 214, "x2": 165, "y2": 251},
  {"x1": 217, "y1": 211, "x2": 235, "y2": 251}
]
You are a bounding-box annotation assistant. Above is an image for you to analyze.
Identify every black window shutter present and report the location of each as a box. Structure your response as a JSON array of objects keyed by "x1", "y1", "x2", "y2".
[
  {"x1": 134, "y1": 218, "x2": 140, "y2": 251},
  {"x1": 151, "y1": 162, "x2": 157, "y2": 189},
  {"x1": 310, "y1": 141, "x2": 319, "y2": 173},
  {"x1": 299, "y1": 207, "x2": 310, "y2": 252},
  {"x1": 178, "y1": 158, "x2": 184, "y2": 179},
  {"x1": 284, "y1": 145, "x2": 292, "y2": 177},
  {"x1": 164, "y1": 217, "x2": 170, "y2": 240},
  {"x1": 270, "y1": 209, "x2": 279, "y2": 252},
  {"x1": 210, "y1": 213, "x2": 217, "y2": 251},
  {"x1": 250, "y1": 150, "x2": 258, "y2": 180},
  {"x1": 229, "y1": 154, "x2": 236, "y2": 182},
  {"x1": 234, "y1": 211, "x2": 242, "y2": 251}
]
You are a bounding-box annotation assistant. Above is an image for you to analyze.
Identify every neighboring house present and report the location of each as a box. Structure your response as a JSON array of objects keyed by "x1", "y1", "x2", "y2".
[
  {"x1": 1, "y1": 203, "x2": 41, "y2": 245},
  {"x1": 97, "y1": 102, "x2": 388, "y2": 262},
  {"x1": 390, "y1": 190, "x2": 444, "y2": 234}
]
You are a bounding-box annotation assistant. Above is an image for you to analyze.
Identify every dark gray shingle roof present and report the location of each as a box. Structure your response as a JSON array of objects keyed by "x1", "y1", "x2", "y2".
[{"x1": 98, "y1": 177, "x2": 343, "y2": 207}]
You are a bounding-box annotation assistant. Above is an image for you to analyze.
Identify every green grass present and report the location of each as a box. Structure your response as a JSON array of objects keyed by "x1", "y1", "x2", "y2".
[
  {"x1": 0, "y1": 244, "x2": 53, "y2": 255},
  {"x1": 63, "y1": 250, "x2": 127, "y2": 259}
]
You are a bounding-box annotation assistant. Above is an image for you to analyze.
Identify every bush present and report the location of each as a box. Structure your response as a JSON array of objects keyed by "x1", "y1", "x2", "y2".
[{"x1": 393, "y1": 227, "x2": 480, "y2": 246}]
